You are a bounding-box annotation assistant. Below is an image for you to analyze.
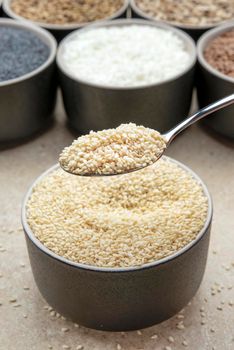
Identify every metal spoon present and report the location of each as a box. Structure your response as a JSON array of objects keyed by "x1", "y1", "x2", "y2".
[{"x1": 60, "y1": 93, "x2": 234, "y2": 176}]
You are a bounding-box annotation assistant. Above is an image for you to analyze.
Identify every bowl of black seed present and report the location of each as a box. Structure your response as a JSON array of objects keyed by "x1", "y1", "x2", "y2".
[{"x1": 0, "y1": 19, "x2": 57, "y2": 146}]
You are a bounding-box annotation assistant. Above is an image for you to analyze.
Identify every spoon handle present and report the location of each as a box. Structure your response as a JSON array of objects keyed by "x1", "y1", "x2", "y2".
[{"x1": 164, "y1": 93, "x2": 234, "y2": 144}]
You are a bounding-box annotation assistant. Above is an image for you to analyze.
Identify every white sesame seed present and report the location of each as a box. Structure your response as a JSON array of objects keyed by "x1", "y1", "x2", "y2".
[
  {"x1": 61, "y1": 328, "x2": 69, "y2": 333},
  {"x1": 76, "y1": 346, "x2": 84, "y2": 350},
  {"x1": 137, "y1": 330, "x2": 142, "y2": 335},
  {"x1": 117, "y1": 344, "x2": 122, "y2": 350},
  {"x1": 168, "y1": 336, "x2": 174, "y2": 343},
  {"x1": 165, "y1": 346, "x2": 172, "y2": 350},
  {"x1": 62, "y1": 345, "x2": 70, "y2": 349},
  {"x1": 182, "y1": 340, "x2": 188, "y2": 347},
  {"x1": 151, "y1": 334, "x2": 158, "y2": 339}
]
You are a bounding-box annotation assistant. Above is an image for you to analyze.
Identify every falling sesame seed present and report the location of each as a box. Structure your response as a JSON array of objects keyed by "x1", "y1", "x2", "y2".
[
  {"x1": 61, "y1": 327, "x2": 69, "y2": 333},
  {"x1": 76, "y1": 346, "x2": 84, "y2": 350},
  {"x1": 168, "y1": 336, "x2": 174, "y2": 343},
  {"x1": 151, "y1": 334, "x2": 158, "y2": 339},
  {"x1": 182, "y1": 340, "x2": 188, "y2": 347},
  {"x1": 117, "y1": 344, "x2": 122, "y2": 350},
  {"x1": 137, "y1": 330, "x2": 142, "y2": 335}
]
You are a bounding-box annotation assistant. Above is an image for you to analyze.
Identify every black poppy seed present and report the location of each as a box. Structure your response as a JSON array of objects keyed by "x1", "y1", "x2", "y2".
[{"x1": 0, "y1": 26, "x2": 50, "y2": 83}]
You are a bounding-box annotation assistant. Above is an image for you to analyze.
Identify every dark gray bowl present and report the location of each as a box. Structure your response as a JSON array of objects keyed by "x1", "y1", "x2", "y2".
[
  {"x1": 22, "y1": 158, "x2": 212, "y2": 331},
  {"x1": 197, "y1": 23, "x2": 234, "y2": 139},
  {"x1": 57, "y1": 19, "x2": 196, "y2": 135},
  {"x1": 130, "y1": 0, "x2": 234, "y2": 41},
  {"x1": 0, "y1": 19, "x2": 57, "y2": 146},
  {"x1": 3, "y1": 0, "x2": 129, "y2": 42}
]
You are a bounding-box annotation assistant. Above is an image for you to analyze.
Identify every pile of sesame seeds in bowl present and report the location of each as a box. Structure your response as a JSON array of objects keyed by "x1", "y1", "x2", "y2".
[
  {"x1": 26, "y1": 124, "x2": 208, "y2": 268},
  {"x1": 59, "y1": 123, "x2": 166, "y2": 176}
]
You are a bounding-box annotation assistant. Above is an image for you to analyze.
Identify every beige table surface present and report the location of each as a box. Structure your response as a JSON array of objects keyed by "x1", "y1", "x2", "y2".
[{"x1": 0, "y1": 95, "x2": 233, "y2": 350}]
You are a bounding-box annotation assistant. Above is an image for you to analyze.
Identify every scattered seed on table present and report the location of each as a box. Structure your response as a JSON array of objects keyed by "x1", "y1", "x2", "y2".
[
  {"x1": 76, "y1": 346, "x2": 84, "y2": 350},
  {"x1": 165, "y1": 346, "x2": 172, "y2": 350},
  {"x1": 13, "y1": 304, "x2": 21, "y2": 308},
  {"x1": 9, "y1": 298, "x2": 17, "y2": 303},
  {"x1": 176, "y1": 322, "x2": 185, "y2": 330},
  {"x1": 0, "y1": 26, "x2": 50, "y2": 83},
  {"x1": 176, "y1": 314, "x2": 184, "y2": 319},
  {"x1": 229, "y1": 301, "x2": 233, "y2": 306},
  {"x1": 137, "y1": 330, "x2": 142, "y2": 335},
  {"x1": 62, "y1": 346, "x2": 70, "y2": 350},
  {"x1": 217, "y1": 306, "x2": 223, "y2": 311},
  {"x1": 182, "y1": 340, "x2": 188, "y2": 347},
  {"x1": 168, "y1": 336, "x2": 175, "y2": 343},
  {"x1": 74, "y1": 323, "x2": 79, "y2": 328},
  {"x1": 151, "y1": 334, "x2": 158, "y2": 339},
  {"x1": 23, "y1": 286, "x2": 30, "y2": 290},
  {"x1": 23, "y1": 314, "x2": 28, "y2": 318},
  {"x1": 117, "y1": 344, "x2": 122, "y2": 350},
  {"x1": 201, "y1": 320, "x2": 206, "y2": 325},
  {"x1": 61, "y1": 328, "x2": 69, "y2": 333},
  {"x1": 210, "y1": 328, "x2": 215, "y2": 333}
]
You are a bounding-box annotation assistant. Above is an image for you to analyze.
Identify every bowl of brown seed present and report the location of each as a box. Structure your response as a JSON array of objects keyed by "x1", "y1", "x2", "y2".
[
  {"x1": 2, "y1": 0, "x2": 129, "y2": 42},
  {"x1": 130, "y1": 0, "x2": 234, "y2": 41},
  {"x1": 22, "y1": 156, "x2": 212, "y2": 331},
  {"x1": 197, "y1": 23, "x2": 234, "y2": 138}
]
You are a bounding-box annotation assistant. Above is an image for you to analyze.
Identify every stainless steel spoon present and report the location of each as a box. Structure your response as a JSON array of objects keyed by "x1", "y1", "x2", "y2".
[{"x1": 60, "y1": 93, "x2": 234, "y2": 176}]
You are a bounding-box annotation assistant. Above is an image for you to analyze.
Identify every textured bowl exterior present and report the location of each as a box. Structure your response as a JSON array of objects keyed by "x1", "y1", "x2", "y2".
[
  {"x1": 197, "y1": 24, "x2": 234, "y2": 138},
  {"x1": 0, "y1": 19, "x2": 57, "y2": 145},
  {"x1": 3, "y1": 0, "x2": 129, "y2": 42},
  {"x1": 57, "y1": 19, "x2": 196, "y2": 134},
  {"x1": 22, "y1": 160, "x2": 212, "y2": 331},
  {"x1": 0, "y1": 64, "x2": 57, "y2": 144}
]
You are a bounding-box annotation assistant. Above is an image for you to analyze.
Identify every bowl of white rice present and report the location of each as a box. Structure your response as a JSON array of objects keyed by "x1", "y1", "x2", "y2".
[
  {"x1": 57, "y1": 19, "x2": 196, "y2": 134},
  {"x1": 22, "y1": 156, "x2": 212, "y2": 331}
]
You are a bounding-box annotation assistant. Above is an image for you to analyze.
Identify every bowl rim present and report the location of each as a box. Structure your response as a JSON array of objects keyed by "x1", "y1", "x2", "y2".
[
  {"x1": 56, "y1": 18, "x2": 197, "y2": 91},
  {"x1": 197, "y1": 22, "x2": 234, "y2": 84},
  {"x1": 21, "y1": 156, "x2": 213, "y2": 273},
  {"x1": 130, "y1": 0, "x2": 234, "y2": 31},
  {"x1": 0, "y1": 18, "x2": 57, "y2": 87},
  {"x1": 3, "y1": 0, "x2": 129, "y2": 30}
]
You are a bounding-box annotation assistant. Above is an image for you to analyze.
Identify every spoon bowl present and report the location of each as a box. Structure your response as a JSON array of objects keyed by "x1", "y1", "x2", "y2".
[{"x1": 60, "y1": 93, "x2": 234, "y2": 177}]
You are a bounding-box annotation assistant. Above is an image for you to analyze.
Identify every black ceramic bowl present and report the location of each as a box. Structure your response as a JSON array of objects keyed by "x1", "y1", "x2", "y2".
[
  {"x1": 130, "y1": 0, "x2": 234, "y2": 41},
  {"x1": 22, "y1": 158, "x2": 213, "y2": 331},
  {"x1": 197, "y1": 23, "x2": 234, "y2": 139},
  {"x1": 3, "y1": 0, "x2": 129, "y2": 42},
  {"x1": 57, "y1": 19, "x2": 196, "y2": 135},
  {"x1": 0, "y1": 19, "x2": 57, "y2": 146}
]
